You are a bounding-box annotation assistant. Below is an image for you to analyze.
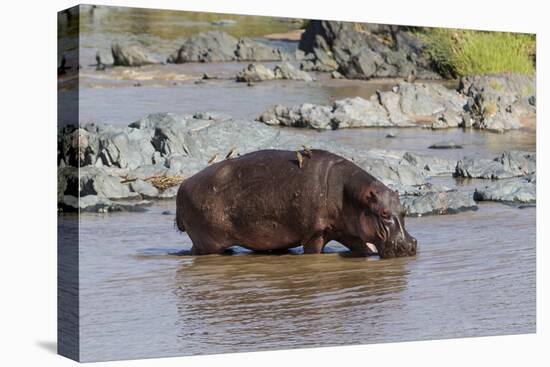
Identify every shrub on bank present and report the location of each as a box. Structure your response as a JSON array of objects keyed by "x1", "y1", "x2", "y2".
[{"x1": 419, "y1": 28, "x2": 535, "y2": 78}]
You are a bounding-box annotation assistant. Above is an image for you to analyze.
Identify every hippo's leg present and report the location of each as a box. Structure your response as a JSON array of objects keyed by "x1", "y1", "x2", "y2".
[
  {"x1": 337, "y1": 236, "x2": 369, "y2": 257},
  {"x1": 191, "y1": 245, "x2": 226, "y2": 255},
  {"x1": 303, "y1": 235, "x2": 327, "y2": 254},
  {"x1": 188, "y1": 233, "x2": 228, "y2": 255}
]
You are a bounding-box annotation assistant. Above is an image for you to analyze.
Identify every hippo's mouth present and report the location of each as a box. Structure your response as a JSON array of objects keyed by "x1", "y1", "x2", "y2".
[{"x1": 366, "y1": 242, "x2": 379, "y2": 255}]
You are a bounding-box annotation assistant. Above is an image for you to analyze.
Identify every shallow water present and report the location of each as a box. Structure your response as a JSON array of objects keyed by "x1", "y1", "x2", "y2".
[
  {"x1": 59, "y1": 5, "x2": 536, "y2": 362},
  {"x1": 65, "y1": 200, "x2": 535, "y2": 362}
]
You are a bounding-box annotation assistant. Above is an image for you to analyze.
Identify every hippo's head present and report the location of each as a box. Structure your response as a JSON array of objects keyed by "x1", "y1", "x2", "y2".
[{"x1": 344, "y1": 172, "x2": 417, "y2": 258}]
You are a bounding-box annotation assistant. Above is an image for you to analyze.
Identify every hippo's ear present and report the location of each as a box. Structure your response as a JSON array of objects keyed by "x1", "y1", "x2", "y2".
[{"x1": 345, "y1": 173, "x2": 379, "y2": 209}]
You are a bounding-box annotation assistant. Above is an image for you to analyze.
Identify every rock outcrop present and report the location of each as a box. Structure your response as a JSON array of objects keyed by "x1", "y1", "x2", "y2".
[
  {"x1": 166, "y1": 31, "x2": 286, "y2": 63},
  {"x1": 257, "y1": 74, "x2": 535, "y2": 132},
  {"x1": 455, "y1": 151, "x2": 535, "y2": 179},
  {"x1": 58, "y1": 112, "x2": 536, "y2": 213},
  {"x1": 474, "y1": 177, "x2": 536, "y2": 203},
  {"x1": 236, "y1": 62, "x2": 313, "y2": 82},
  {"x1": 298, "y1": 21, "x2": 442, "y2": 79},
  {"x1": 257, "y1": 82, "x2": 468, "y2": 129},
  {"x1": 111, "y1": 43, "x2": 159, "y2": 67},
  {"x1": 401, "y1": 191, "x2": 478, "y2": 217},
  {"x1": 459, "y1": 74, "x2": 536, "y2": 132}
]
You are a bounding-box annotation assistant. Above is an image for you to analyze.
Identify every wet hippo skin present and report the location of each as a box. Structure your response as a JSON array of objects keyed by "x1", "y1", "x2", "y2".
[{"x1": 176, "y1": 149, "x2": 417, "y2": 258}]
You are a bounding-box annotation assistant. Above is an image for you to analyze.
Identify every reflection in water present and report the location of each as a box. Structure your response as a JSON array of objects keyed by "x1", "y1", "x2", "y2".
[{"x1": 173, "y1": 254, "x2": 411, "y2": 352}]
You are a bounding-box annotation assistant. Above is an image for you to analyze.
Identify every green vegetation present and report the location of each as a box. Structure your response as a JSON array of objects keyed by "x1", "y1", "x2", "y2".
[
  {"x1": 419, "y1": 28, "x2": 535, "y2": 78},
  {"x1": 482, "y1": 101, "x2": 498, "y2": 118}
]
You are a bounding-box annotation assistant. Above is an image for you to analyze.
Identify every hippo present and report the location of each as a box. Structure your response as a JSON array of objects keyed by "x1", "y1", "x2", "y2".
[{"x1": 176, "y1": 149, "x2": 417, "y2": 258}]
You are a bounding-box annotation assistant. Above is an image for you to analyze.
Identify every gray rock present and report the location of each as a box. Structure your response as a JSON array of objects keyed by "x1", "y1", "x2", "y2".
[
  {"x1": 165, "y1": 155, "x2": 206, "y2": 177},
  {"x1": 401, "y1": 191, "x2": 477, "y2": 217},
  {"x1": 58, "y1": 166, "x2": 163, "y2": 209},
  {"x1": 273, "y1": 62, "x2": 313, "y2": 81},
  {"x1": 298, "y1": 20, "x2": 443, "y2": 79},
  {"x1": 96, "y1": 127, "x2": 155, "y2": 169},
  {"x1": 257, "y1": 103, "x2": 334, "y2": 129},
  {"x1": 402, "y1": 152, "x2": 457, "y2": 175},
  {"x1": 192, "y1": 111, "x2": 231, "y2": 121},
  {"x1": 455, "y1": 151, "x2": 535, "y2": 179},
  {"x1": 431, "y1": 111, "x2": 463, "y2": 129},
  {"x1": 236, "y1": 62, "x2": 313, "y2": 82},
  {"x1": 58, "y1": 123, "x2": 156, "y2": 169},
  {"x1": 377, "y1": 90, "x2": 413, "y2": 126},
  {"x1": 331, "y1": 70, "x2": 344, "y2": 79},
  {"x1": 257, "y1": 91, "x2": 457, "y2": 129},
  {"x1": 58, "y1": 126, "x2": 99, "y2": 167},
  {"x1": 364, "y1": 82, "x2": 467, "y2": 128},
  {"x1": 339, "y1": 48, "x2": 384, "y2": 79},
  {"x1": 167, "y1": 31, "x2": 285, "y2": 63},
  {"x1": 252, "y1": 74, "x2": 533, "y2": 133},
  {"x1": 149, "y1": 118, "x2": 206, "y2": 158},
  {"x1": 77, "y1": 166, "x2": 138, "y2": 200},
  {"x1": 388, "y1": 82, "x2": 467, "y2": 124},
  {"x1": 127, "y1": 164, "x2": 168, "y2": 180},
  {"x1": 428, "y1": 141, "x2": 463, "y2": 149},
  {"x1": 312, "y1": 47, "x2": 338, "y2": 70},
  {"x1": 236, "y1": 64, "x2": 275, "y2": 82},
  {"x1": 111, "y1": 43, "x2": 159, "y2": 67},
  {"x1": 56, "y1": 115, "x2": 288, "y2": 209},
  {"x1": 455, "y1": 157, "x2": 515, "y2": 179},
  {"x1": 459, "y1": 73, "x2": 536, "y2": 132},
  {"x1": 474, "y1": 179, "x2": 536, "y2": 203},
  {"x1": 355, "y1": 157, "x2": 426, "y2": 188},
  {"x1": 78, "y1": 196, "x2": 152, "y2": 213},
  {"x1": 495, "y1": 151, "x2": 536, "y2": 176},
  {"x1": 158, "y1": 186, "x2": 179, "y2": 199},
  {"x1": 300, "y1": 46, "x2": 338, "y2": 71},
  {"x1": 167, "y1": 31, "x2": 238, "y2": 63},
  {"x1": 235, "y1": 38, "x2": 284, "y2": 61},
  {"x1": 332, "y1": 97, "x2": 391, "y2": 128},
  {"x1": 129, "y1": 112, "x2": 188, "y2": 129},
  {"x1": 396, "y1": 182, "x2": 454, "y2": 197},
  {"x1": 129, "y1": 179, "x2": 160, "y2": 198},
  {"x1": 190, "y1": 119, "x2": 282, "y2": 157},
  {"x1": 300, "y1": 59, "x2": 337, "y2": 72},
  {"x1": 59, "y1": 194, "x2": 109, "y2": 212}
]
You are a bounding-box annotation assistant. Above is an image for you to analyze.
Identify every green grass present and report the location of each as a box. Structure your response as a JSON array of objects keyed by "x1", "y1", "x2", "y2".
[
  {"x1": 419, "y1": 28, "x2": 535, "y2": 78},
  {"x1": 482, "y1": 101, "x2": 498, "y2": 118}
]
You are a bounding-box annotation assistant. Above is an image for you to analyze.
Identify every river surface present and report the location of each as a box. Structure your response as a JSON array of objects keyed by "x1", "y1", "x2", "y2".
[
  {"x1": 58, "y1": 5, "x2": 536, "y2": 362},
  {"x1": 62, "y1": 200, "x2": 535, "y2": 362}
]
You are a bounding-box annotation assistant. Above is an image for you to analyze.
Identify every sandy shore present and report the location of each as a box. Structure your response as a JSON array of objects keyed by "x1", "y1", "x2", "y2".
[{"x1": 263, "y1": 29, "x2": 304, "y2": 41}]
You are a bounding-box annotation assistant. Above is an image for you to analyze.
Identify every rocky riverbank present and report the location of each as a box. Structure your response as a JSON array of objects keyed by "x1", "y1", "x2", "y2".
[
  {"x1": 78, "y1": 19, "x2": 535, "y2": 91},
  {"x1": 60, "y1": 19, "x2": 536, "y2": 217},
  {"x1": 236, "y1": 62, "x2": 313, "y2": 82},
  {"x1": 258, "y1": 73, "x2": 535, "y2": 132},
  {"x1": 58, "y1": 110, "x2": 536, "y2": 215},
  {"x1": 298, "y1": 21, "x2": 441, "y2": 79}
]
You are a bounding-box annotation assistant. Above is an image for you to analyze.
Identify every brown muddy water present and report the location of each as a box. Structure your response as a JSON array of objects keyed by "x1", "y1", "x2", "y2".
[
  {"x1": 59, "y1": 5, "x2": 536, "y2": 362},
  {"x1": 64, "y1": 201, "x2": 535, "y2": 362}
]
